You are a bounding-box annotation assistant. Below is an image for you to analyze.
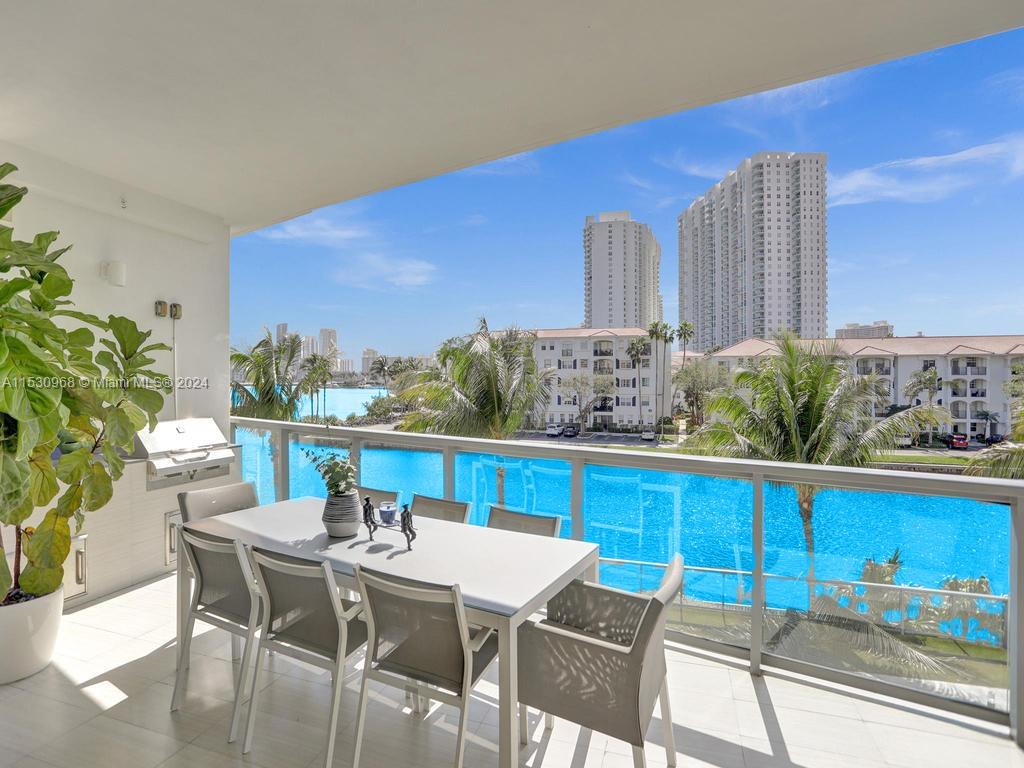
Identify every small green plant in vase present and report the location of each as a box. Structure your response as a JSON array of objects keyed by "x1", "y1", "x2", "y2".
[{"x1": 304, "y1": 450, "x2": 361, "y2": 538}]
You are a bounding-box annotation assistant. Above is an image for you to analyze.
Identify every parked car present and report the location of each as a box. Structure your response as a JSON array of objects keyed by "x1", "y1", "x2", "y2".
[
  {"x1": 894, "y1": 434, "x2": 913, "y2": 448},
  {"x1": 985, "y1": 433, "x2": 1006, "y2": 446},
  {"x1": 942, "y1": 432, "x2": 969, "y2": 449},
  {"x1": 562, "y1": 424, "x2": 578, "y2": 438},
  {"x1": 640, "y1": 428, "x2": 656, "y2": 442},
  {"x1": 545, "y1": 424, "x2": 564, "y2": 437}
]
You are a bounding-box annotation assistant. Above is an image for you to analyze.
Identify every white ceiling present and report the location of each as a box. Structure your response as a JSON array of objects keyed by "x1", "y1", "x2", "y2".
[{"x1": 3, "y1": 1, "x2": 1022, "y2": 233}]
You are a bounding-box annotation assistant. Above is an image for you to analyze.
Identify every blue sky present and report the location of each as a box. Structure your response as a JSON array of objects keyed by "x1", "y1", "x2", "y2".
[{"x1": 231, "y1": 29, "x2": 1024, "y2": 358}]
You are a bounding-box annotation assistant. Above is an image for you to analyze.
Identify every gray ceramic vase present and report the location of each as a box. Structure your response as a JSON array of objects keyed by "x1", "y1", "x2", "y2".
[{"x1": 323, "y1": 492, "x2": 362, "y2": 538}]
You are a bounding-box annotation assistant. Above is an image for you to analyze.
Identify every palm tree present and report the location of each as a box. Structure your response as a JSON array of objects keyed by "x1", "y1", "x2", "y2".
[
  {"x1": 974, "y1": 409, "x2": 999, "y2": 441},
  {"x1": 300, "y1": 353, "x2": 334, "y2": 419},
  {"x1": 627, "y1": 337, "x2": 647, "y2": 430},
  {"x1": 966, "y1": 403, "x2": 1024, "y2": 479},
  {"x1": 902, "y1": 366, "x2": 941, "y2": 445},
  {"x1": 370, "y1": 354, "x2": 393, "y2": 390},
  {"x1": 677, "y1": 321, "x2": 695, "y2": 366},
  {"x1": 648, "y1": 321, "x2": 673, "y2": 436},
  {"x1": 230, "y1": 330, "x2": 306, "y2": 420},
  {"x1": 691, "y1": 334, "x2": 941, "y2": 604},
  {"x1": 400, "y1": 318, "x2": 554, "y2": 503}
]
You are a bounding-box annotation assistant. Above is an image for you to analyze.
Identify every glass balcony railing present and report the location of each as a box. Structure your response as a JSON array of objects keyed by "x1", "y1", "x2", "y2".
[{"x1": 230, "y1": 416, "x2": 1024, "y2": 724}]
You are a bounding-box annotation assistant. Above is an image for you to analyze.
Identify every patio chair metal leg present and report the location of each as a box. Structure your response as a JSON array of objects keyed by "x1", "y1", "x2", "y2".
[
  {"x1": 352, "y1": 669, "x2": 371, "y2": 768},
  {"x1": 243, "y1": 643, "x2": 268, "y2": 754},
  {"x1": 632, "y1": 744, "x2": 647, "y2": 768},
  {"x1": 323, "y1": 667, "x2": 344, "y2": 768},
  {"x1": 659, "y1": 676, "x2": 676, "y2": 766},
  {"x1": 170, "y1": 613, "x2": 195, "y2": 712},
  {"x1": 228, "y1": 627, "x2": 257, "y2": 742},
  {"x1": 545, "y1": 711, "x2": 553, "y2": 729},
  {"x1": 454, "y1": 695, "x2": 470, "y2": 768},
  {"x1": 231, "y1": 633, "x2": 242, "y2": 663},
  {"x1": 519, "y1": 704, "x2": 529, "y2": 745}
]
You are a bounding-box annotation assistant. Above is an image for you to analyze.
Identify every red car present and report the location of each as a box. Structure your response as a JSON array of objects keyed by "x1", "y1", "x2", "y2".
[{"x1": 944, "y1": 433, "x2": 969, "y2": 450}]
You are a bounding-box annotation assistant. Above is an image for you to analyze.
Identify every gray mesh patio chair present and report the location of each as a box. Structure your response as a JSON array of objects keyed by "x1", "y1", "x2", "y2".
[
  {"x1": 357, "y1": 486, "x2": 398, "y2": 509},
  {"x1": 177, "y1": 481, "x2": 258, "y2": 523},
  {"x1": 486, "y1": 504, "x2": 561, "y2": 537},
  {"x1": 243, "y1": 547, "x2": 367, "y2": 768},
  {"x1": 177, "y1": 481, "x2": 259, "y2": 662},
  {"x1": 517, "y1": 555, "x2": 683, "y2": 768},
  {"x1": 171, "y1": 529, "x2": 260, "y2": 744},
  {"x1": 410, "y1": 493, "x2": 470, "y2": 523},
  {"x1": 352, "y1": 565, "x2": 499, "y2": 768}
]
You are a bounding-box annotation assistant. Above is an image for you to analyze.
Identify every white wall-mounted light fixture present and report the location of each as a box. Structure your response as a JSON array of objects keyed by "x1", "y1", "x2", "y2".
[{"x1": 100, "y1": 260, "x2": 127, "y2": 287}]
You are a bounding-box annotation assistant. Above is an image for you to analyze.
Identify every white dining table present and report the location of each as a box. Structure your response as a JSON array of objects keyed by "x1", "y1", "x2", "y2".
[{"x1": 178, "y1": 496, "x2": 599, "y2": 768}]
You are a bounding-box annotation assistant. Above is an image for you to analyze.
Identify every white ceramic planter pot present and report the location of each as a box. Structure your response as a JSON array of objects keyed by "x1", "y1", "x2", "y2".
[
  {"x1": 322, "y1": 493, "x2": 362, "y2": 538},
  {"x1": 0, "y1": 586, "x2": 64, "y2": 684}
]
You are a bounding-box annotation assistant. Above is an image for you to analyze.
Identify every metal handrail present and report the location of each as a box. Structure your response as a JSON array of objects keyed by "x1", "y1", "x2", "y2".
[{"x1": 229, "y1": 415, "x2": 1024, "y2": 504}]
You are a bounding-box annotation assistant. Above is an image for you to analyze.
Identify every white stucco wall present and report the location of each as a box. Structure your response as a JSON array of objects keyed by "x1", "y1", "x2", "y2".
[{"x1": 1, "y1": 142, "x2": 231, "y2": 433}]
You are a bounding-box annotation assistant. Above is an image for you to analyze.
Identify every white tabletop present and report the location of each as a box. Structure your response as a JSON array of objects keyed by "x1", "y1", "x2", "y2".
[{"x1": 184, "y1": 496, "x2": 598, "y2": 618}]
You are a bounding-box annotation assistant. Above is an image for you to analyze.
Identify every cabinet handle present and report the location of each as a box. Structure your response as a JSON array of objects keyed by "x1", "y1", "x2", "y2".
[{"x1": 75, "y1": 548, "x2": 86, "y2": 585}]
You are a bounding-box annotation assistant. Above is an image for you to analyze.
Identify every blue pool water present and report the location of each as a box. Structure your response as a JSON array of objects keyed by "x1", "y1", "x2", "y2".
[
  {"x1": 237, "y1": 429, "x2": 1010, "y2": 616},
  {"x1": 296, "y1": 387, "x2": 389, "y2": 419}
]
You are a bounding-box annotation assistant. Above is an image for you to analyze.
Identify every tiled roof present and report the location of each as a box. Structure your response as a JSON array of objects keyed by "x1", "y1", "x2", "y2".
[
  {"x1": 534, "y1": 327, "x2": 649, "y2": 339},
  {"x1": 713, "y1": 335, "x2": 1024, "y2": 357}
]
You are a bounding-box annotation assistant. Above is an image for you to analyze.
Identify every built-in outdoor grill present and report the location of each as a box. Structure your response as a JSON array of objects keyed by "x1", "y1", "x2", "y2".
[
  {"x1": 133, "y1": 417, "x2": 238, "y2": 491},
  {"x1": 131, "y1": 417, "x2": 240, "y2": 568}
]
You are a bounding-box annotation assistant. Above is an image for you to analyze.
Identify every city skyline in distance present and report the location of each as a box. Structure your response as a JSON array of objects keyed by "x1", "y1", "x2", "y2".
[{"x1": 230, "y1": 28, "x2": 1024, "y2": 356}]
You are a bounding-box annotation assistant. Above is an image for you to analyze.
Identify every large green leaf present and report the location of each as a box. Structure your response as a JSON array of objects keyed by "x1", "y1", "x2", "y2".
[
  {"x1": 39, "y1": 270, "x2": 73, "y2": 299},
  {"x1": 55, "y1": 447, "x2": 91, "y2": 484},
  {"x1": 107, "y1": 315, "x2": 148, "y2": 359},
  {"x1": 81, "y1": 463, "x2": 113, "y2": 511},
  {"x1": 56, "y1": 483, "x2": 83, "y2": 518},
  {"x1": 0, "y1": 277, "x2": 34, "y2": 306},
  {"x1": 0, "y1": 451, "x2": 31, "y2": 524},
  {"x1": 26, "y1": 510, "x2": 71, "y2": 569},
  {"x1": 0, "y1": 548, "x2": 11, "y2": 599},
  {"x1": 28, "y1": 444, "x2": 59, "y2": 506},
  {"x1": 124, "y1": 385, "x2": 164, "y2": 428},
  {"x1": 0, "y1": 336, "x2": 63, "y2": 420},
  {"x1": 19, "y1": 563, "x2": 64, "y2": 596}
]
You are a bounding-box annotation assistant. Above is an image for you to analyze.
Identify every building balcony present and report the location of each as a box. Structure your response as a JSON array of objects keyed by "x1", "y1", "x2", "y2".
[
  {"x1": 592, "y1": 347, "x2": 613, "y2": 357},
  {"x1": 856, "y1": 363, "x2": 892, "y2": 376},
  {"x1": 952, "y1": 365, "x2": 987, "y2": 376}
]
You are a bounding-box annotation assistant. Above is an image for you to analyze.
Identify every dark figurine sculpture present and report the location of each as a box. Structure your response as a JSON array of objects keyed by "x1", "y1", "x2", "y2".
[
  {"x1": 399, "y1": 503, "x2": 416, "y2": 550},
  {"x1": 362, "y1": 496, "x2": 379, "y2": 541}
]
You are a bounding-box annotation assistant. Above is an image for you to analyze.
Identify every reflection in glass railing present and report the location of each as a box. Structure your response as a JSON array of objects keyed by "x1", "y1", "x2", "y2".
[
  {"x1": 454, "y1": 452, "x2": 571, "y2": 533},
  {"x1": 235, "y1": 426, "x2": 276, "y2": 504},
  {"x1": 762, "y1": 483, "x2": 1010, "y2": 712}
]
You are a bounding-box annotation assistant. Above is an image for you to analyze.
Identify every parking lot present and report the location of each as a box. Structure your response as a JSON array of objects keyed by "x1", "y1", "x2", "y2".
[{"x1": 516, "y1": 430, "x2": 670, "y2": 446}]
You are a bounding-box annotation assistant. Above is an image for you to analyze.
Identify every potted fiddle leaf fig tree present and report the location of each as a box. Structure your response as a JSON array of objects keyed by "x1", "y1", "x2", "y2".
[{"x1": 0, "y1": 162, "x2": 169, "y2": 683}]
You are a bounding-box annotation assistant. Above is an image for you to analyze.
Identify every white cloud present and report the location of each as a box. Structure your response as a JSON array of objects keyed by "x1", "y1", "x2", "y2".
[
  {"x1": 461, "y1": 213, "x2": 488, "y2": 227},
  {"x1": 830, "y1": 134, "x2": 1024, "y2": 206},
  {"x1": 459, "y1": 151, "x2": 539, "y2": 176},
  {"x1": 737, "y1": 72, "x2": 855, "y2": 115},
  {"x1": 653, "y1": 150, "x2": 730, "y2": 180},
  {"x1": 334, "y1": 253, "x2": 437, "y2": 290},
  {"x1": 620, "y1": 171, "x2": 657, "y2": 192},
  {"x1": 259, "y1": 214, "x2": 371, "y2": 246},
  {"x1": 987, "y1": 68, "x2": 1024, "y2": 103}
]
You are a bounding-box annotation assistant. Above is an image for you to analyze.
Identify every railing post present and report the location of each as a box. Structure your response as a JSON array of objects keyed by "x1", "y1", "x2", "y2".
[
  {"x1": 350, "y1": 437, "x2": 363, "y2": 486},
  {"x1": 443, "y1": 446, "x2": 456, "y2": 500},
  {"x1": 1010, "y1": 493, "x2": 1024, "y2": 748},
  {"x1": 272, "y1": 427, "x2": 291, "y2": 503},
  {"x1": 750, "y1": 473, "x2": 765, "y2": 676},
  {"x1": 570, "y1": 457, "x2": 584, "y2": 541}
]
